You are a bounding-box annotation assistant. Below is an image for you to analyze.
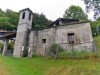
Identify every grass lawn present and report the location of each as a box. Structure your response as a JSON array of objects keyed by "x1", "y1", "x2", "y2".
[
  {"x1": 0, "y1": 55, "x2": 100, "y2": 75},
  {"x1": 0, "y1": 36, "x2": 100, "y2": 75},
  {"x1": 94, "y1": 35, "x2": 100, "y2": 51}
]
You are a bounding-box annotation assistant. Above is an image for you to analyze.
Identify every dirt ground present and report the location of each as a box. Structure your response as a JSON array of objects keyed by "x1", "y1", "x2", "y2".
[{"x1": 0, "y1": 61, "x2": 9, "y2": 75}]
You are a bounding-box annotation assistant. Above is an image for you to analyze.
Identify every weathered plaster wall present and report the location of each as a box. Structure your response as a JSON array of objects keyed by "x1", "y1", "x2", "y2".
[
  {"x1": 35, "y1": 28, "x2": 54, "y2": 55},
  {"x1": 30, "y1": 22, "x2": 94, "y2": 56},
  {"x1": 13, "y1": 9, "x2": 33, "y2": 57},
  {"x1": 55, "y1": 22, "x2": 93, "y2": 51}
]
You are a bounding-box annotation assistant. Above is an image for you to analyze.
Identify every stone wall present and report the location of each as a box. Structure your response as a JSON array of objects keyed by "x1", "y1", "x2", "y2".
[{"x1": 29, "y1": 22, "x2": 94, "y2": 56}]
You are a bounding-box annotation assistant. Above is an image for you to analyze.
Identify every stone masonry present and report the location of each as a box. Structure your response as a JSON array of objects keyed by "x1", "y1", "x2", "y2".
[
  {"x1": 13, "y1": 8, "x2": 94, "y2": 57},
  {"x1": 30, "y1": 22, "x2": 93, "y2": 56},
  {"x1": 13, "y1": 8, "x2": 33, "y2": 57}
]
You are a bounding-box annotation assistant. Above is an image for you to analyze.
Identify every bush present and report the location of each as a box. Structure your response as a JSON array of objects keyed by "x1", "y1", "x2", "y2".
[
  {"x1": 8, "y1": 42, "x2": 14, "y2": 50},
  {"x1": 58, "y1": 50, "x2": 98, "y2": 59},
  {"x1": 49, "y1": 44, "x2": 98, "y2": 59},
  {"x1": 49, "y1": 44, "x2": 64, "y2": 57},
  {"x1": 0, "y1": 43, "x2": 3, "y2": 48},
  {"x1": 0, "y1": 43, "x2": 3, "y2": 53}
]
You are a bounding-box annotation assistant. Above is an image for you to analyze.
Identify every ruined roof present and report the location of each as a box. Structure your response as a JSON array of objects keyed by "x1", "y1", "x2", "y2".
[
  {"x1": 49, "y1": 18, "x2": 79, "y2": 27},
  {"x1": 0, "y1": 31, "x2": 16, "y2": 39}
]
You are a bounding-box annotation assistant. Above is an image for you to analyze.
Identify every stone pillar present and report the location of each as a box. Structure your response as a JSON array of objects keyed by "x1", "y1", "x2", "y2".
[{"x1": 2, "y1": 39, "x2": 9, "y2": 55}]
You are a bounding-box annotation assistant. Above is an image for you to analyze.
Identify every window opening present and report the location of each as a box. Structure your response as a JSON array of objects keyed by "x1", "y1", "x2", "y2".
[
  {"x1": 68, "y1": 33, "x2": 74, "y2": 44},
  {"x1": 29, "y1": 13, "x2": 31, "y2": 20},
  {"x1": 22, "y1": 12, "x2": 25, "y2": 19},
  {"x1": 42, "y1": 39, "x2": 46, "y2": 43}
]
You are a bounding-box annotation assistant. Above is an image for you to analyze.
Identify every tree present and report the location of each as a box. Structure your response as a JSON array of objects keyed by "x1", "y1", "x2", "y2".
[
  {"x1": 5, "y1": 9, "x2": 19, "y2": 27},
  {"x1": 90, "y1": 17, "x2": 100, "y2": 36},
  {"x1": 0, "y1": 8, "x2": 5, "y2": 17},
  {"x1": 82, "y1": 0, "x2": 100, "y2": 19},
  {"x1": 63, "y1": 5, "x2": 88, "y2": 21},
  {"x1": 0, "y1": 9, "x2": 18, "y2": 31},
  {"x1": 96, "y1": 17, "x2": 100, "y2": 21},
  {"x1": 0, "y1": 8, "x2": 51, "y2": 31},
  {"x1": 32, "y1": 13, "x2": 52, "y2": 30}
]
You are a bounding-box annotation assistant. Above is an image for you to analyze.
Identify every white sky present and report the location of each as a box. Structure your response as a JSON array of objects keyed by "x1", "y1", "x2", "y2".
[{"x1": 0, "y1": 0, "x2": 93, "y2": 20}]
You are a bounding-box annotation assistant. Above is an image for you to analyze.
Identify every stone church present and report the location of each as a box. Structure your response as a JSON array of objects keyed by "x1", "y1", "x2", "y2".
[{"x1": 13, "y1": 8, "x2": 94, "y2": 57}]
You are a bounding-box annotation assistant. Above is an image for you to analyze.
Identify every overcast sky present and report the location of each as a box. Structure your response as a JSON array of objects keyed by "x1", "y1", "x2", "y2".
[{"x1": 0, "y1": 0, "x2": 93, "y2": 20}]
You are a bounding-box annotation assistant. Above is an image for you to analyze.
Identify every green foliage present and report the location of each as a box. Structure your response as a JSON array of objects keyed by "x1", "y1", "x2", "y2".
[
  {"x1": 63, "y1": 5, "x2": 88, "y2": 21},
  {"x1": 32, "y1": 13, "x2": 52, "y2": 30},
  {"x1": 0, "y1": 9, "x2": 18, "y2": 31},
  {"x1": 97, "y1": 17, "x2": 100, "y2": 21},
  {"x1": 82, "y1": 0, "x2": 100, "y2": 19},
  {"x1": 49, "y1": 44, "x2": 58, "y2": 55},
  {"x1": 90, "y1": 18, "x2": 100, "y2": 36},
  {"x1": 49, "y1": 44, "x2": 96, "y2": 59},
  {"x1": 8, "y1": 42, "x2": 14, "y2": 50},
  {"x1": 0, "y1": 43, "x2": 3, "y2": 48},
  {"x1": 94, "y1": 35, "x2": 100, "y2": 52},
  {"x1": 67, "y1": 50, "x2": 89, "y2": 57},
  {"x1": 57, "y1": 49, "x2": 98, "y2": 59},
  {"x1": 1, "y1": 54, "x2": 100, "y2": 75},
  {"x1": 49, "y1": 44, "x2": 64, "y2": 57},
  {"x1": 0, "y1": 43, "x2": 3, "y2": 53},
  {"x1": 5, "y1": 9, "x2": 19, "y2": 27},
  {"x1": 0, "y1": 8, "x2": 51, "y2": 31},
  {"x1": 0, "y1": 8, "x2": 6, "y2": 17},
  {"x1": 93, "y1": 35, "x2": 100, "y2": 57}
]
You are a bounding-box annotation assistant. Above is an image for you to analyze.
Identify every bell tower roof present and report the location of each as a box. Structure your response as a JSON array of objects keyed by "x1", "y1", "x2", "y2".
[
  {"x1": 19, "y1": 8, "x2": 34, "y2": 15},
  {"x1": 18, "y1": 8, "x2": 33, "y2": 28}
]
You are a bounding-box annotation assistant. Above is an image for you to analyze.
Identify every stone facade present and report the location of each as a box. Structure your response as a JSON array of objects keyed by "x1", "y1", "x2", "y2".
[
  {"x1": 13, "y1": 8, "x2": 94, "y2": 57},
  {"x1": 29, "y1": 22, "x2": 93, "y2": 56}
]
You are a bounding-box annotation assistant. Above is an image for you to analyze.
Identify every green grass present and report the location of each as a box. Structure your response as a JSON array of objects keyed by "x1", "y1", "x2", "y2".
[
  {"x1": 0, "y1": 35, "x2": 100, "y2": 75},
  {"x1": 0, "y1": 55, "x2": 100, "y2": 75},
  {"x1": 94, "y1": 35, "x2": 100, "y2": 50}
]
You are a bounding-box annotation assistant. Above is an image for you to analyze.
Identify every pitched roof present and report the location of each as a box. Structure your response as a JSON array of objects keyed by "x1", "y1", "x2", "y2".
[
  {"x1": 19, "y1": 8, "x2": 34, "y2": 15},
  {"x1": 49, "y1": 18, "x2": 79, "y2": 27}
]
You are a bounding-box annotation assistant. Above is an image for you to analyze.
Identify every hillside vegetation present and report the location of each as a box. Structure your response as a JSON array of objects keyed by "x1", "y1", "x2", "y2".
[{"x1": 0, "y1": 8, "x2": 51, "y2": 31}]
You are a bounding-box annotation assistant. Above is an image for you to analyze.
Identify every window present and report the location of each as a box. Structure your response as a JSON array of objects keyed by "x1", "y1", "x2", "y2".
[
  {"x1": 29, "y1": 13, "x2": 31, "y2": 20},
  {"x1": 22, "y1": 12, "x2": 25, "y2": 19},
  {"x1": 42, "y1": 39, "x2": 46, "y2": 43},
  {"x1": 68, "y1": 33, "x2": 74, "y2": 44}
]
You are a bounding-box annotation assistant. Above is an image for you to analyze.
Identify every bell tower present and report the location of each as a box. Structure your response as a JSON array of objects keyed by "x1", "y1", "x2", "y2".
[{"x1": 13, "y1": 8, "x2": 33, "y2": 57}]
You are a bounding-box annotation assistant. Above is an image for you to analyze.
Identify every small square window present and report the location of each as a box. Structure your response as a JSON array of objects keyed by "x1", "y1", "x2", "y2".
[{"x1": 42, "y1": 39, "x2": 46, "y2": 43}]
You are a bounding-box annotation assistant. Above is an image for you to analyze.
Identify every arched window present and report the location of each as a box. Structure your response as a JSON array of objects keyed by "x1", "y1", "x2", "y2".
[
  {"x1": 29, "y1": 13, "x2": 31, "y2": 20},
  {"x1": 22, "y1": 12, "x2": 25, "y2": 19}
]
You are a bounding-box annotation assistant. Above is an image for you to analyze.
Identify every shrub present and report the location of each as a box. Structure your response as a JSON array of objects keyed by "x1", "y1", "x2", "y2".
[
  {"x1": 49, "y1": 44, "x2": 64, "y2": 57},
  {"x1": 8, "y1": 42, "x2": 14, "y2": 50},
  {"x1": 49, "y1": 44, "x2": 98, "y2": 59},
  {"x1": 0, "y1": 43, "x2": 3, "y2": 48},
  {"x1": 0, "y1": 43, "x2": 3, "y2": 53}
]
